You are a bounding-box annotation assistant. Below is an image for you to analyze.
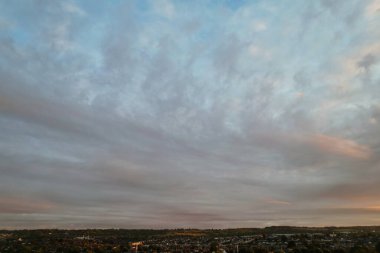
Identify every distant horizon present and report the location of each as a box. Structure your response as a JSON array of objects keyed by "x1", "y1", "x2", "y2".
[{"x1": 3, "y1": 225, "x2": 380, "y2": 231}]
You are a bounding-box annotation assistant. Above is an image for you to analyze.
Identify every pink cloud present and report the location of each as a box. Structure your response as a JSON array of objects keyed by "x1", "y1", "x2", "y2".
[
  {"x1": 264, "y1": 198, "x2": 291, "y2": 205},
  {"x1": 309, "y1": 134, "x2": 372, "y2": 160},
  {"x1": 0, "y1": 197, "x2": 56, "y2": 214}
]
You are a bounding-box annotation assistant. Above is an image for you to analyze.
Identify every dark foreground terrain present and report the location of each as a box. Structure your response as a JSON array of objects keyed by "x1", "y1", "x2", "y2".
[{"x1": 1, "y1": 226, "x2": 380, "y2": 253}]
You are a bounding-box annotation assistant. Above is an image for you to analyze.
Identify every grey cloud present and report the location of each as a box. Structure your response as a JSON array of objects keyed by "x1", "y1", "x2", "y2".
[
  {"x1": 1, "y1": 0, "x2": 380, "y2": 228},
  {"x1": 358, "y1": 53, "x2": 377, "y2": 71}
]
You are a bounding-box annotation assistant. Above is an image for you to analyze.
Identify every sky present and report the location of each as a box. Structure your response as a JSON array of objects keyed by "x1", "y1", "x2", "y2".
[{"x1": 0, "y1": 0, "x2": 380, "y2": 229}]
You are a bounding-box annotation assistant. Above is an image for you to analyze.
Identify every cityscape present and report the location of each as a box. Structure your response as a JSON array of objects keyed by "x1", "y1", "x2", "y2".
[{"x1": 1, "y1": 227, "x2": 380, "y2": 252}]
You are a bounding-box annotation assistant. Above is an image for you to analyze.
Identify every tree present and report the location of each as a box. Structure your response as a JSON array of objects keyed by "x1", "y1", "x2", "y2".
[
  {"x1": 376, "y1": 242, "x2": 380, "y2": 253},
  {"x1": 349, "y1": 245, "x2": 374, "y2": 253},
  {"x1": 209, "y1": 241, "x2": 218, "y2": 253},
  {"x1": 332, "y1": 250, "x2": 346, "y2": 253},
  {"x1": 253, "y1": 248, "x2": 269, "y2": 253},
  {"x1": 287, "y1": 241, "x2": 296, "y2": 249}
]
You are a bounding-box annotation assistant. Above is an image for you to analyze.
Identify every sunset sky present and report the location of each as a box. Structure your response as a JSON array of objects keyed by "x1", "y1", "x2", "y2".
[{"x1": 1, "y1": 0, "x2": 380, "y2": 229}]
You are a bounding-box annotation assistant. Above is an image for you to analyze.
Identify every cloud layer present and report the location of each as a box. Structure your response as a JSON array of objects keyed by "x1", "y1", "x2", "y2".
[{"x1": 0, "y1": 0, "x2": 380, "y2": 229}]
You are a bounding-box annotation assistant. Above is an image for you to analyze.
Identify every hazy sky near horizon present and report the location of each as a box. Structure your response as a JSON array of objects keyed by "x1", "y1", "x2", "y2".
[{"x1": 1, "y1": 0, "x2": 380, "y2": 229}]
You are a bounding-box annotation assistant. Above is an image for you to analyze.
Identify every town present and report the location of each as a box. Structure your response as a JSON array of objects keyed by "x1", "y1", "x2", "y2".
[{"x1": 1, "y1": 227, "x2": 380, "y2": 253}]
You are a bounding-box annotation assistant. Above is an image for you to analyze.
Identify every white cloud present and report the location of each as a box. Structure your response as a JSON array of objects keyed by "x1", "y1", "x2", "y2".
[
  {"x1": 153, "y1": 0, "x2": 175, "y2": 18},
  {"x1": 251, "y1": 20, "x2": 267, "y2": 32},
  {"x1": 61, "y1": 2, "x2": 86, "y2": 16},
  {"x1": 366, "y1": 0, "x2": 380, "y2": 17}
]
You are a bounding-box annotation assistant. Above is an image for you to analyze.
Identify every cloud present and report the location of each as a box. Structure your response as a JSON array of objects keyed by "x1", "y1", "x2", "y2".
[
  {"x1": 265, "y1": 199, "x2": 291, "y2": 206},
  {"x1": 153, "y1": 0, "x2": 175, "y2": 18},
  {"x1": 357, "y1": 54, "x2": 377, "y2": 71},
  {"x1": 309, "y1": 134, "x2": 372, "y2": 160},
  {"x1": 366, "y1": 0, "x2": 380, "y2": 17},
  {"x1": 61, "y1": 1, "x2": 86, "y2": 16},
  {"x1": 0, "y1": 197, "x2": 56, "y2": 214},
  {"x1": 0, "y1": 0, "x2": 379, "y2": 228},
  {"x1": 251, "y1": 20, "x2": 267, "y2": 32},
  {"x1": 315, "y1": 180, "x2": 380, "y2": 202}
]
